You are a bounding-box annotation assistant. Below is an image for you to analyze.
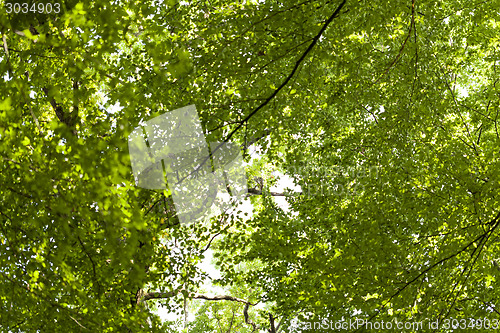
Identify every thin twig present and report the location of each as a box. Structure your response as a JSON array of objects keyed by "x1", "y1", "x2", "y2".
[
  {"x1": 69, "y1": 315, "x2": 90, "y2": 331},
  {"x1": 374, "y1": 0, "x2": 415, "y2": 84}
]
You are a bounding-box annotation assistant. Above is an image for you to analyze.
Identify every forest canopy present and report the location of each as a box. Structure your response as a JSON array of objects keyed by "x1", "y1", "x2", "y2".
[{"x1": 1, "y1": 0, "x2": 500, "y2": 332}]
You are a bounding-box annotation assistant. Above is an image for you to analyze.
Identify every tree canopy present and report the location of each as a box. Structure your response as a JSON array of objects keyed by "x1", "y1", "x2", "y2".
[{"x1": 2, "y1": 0, "x2": 500, "y2": 332}]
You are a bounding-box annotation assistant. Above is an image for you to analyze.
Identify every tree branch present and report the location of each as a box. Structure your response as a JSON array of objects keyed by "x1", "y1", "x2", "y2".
[
  {"x1": 174, "y1": 0, "x2": 347, "y2": 187},
  {"x1": 193, "y1": 293, "x2": 258, "y2": 305},
  {"x1": 244, "y1": 303, "x2": 258, "y2": 332},
  {"x1": 42, "y1": 83, "x2": 79, "y2": 133},
  {"x1": 461, "y1": 297, "x2": 500, "y2": 316},
  {"x1": 224, "y1": 0, "x2": 347, "y2": 143},
  {"x1": 374, "y1": 0, "x2": 415, "y2": 84},
  {"x1": 140, "y1": 289, "x2": 261, "y2": 330},
  {"x1": 77, "y1": 236, "x2": 101, "y2": 296},
  {"x1": 140, "y1": 290, "x2": 179, "y2": 302},
  {"x1": 269, "y1": 313, "x2": 276, "y2": 333},
  {"x1": 247, "y1": 188, "x2": 286, "y2": 196},
  {"x1": 275, "y1": 314, "x2": 287, "y2": 332},
  {"x1": 226, "y1": 310, "x2": 235, "y2": 333},
  {"x1": 355, "y1": 210, "x2": 500, "y2": 332},
  {"x1": 203, "y1": 232, "x2": 221, "y2": 252},
  {"x1": 183, "y1": 297, "x2": 188, "y2": 331},
  {"x1": 140, "y1": 290, "x2": 258, "y2": 306},
  {"x1": 68, "y1": 314, "x2": 89, "y2": 331}
]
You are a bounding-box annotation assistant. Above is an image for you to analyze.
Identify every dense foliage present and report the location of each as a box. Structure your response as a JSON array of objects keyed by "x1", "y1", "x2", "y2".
[{"x1": 1, "y1": 0, "x2": 500, "y2": 332}]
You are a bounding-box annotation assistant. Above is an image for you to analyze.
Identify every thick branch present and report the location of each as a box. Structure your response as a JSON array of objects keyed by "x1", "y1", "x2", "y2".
[
  {"x1": 175, "y1": 0, "x2": 347, "y2": 187},
  {"x1": 141, "y1": 289, "x2": 260, "y2": 330},
  {"x1": 244, "y1": 303, "x2": 258, "y2": 332},
  {"x1": 193, "y1": 293, "x2": 257, "y2": 305},
  {"x1": 247, "y1": 188, "x2": 286, "y2": 196},
  {"x1": 224, "y1": 0, "x2": 347, "y2": 143},
  {"x1": 140, "y1": 290, "x2": 179, "y2": 302},
  {"x1": 42, "y1": 83, "x2": 79, "y2": 132},
  {"x1": 140, "y1": 290, "x2": 258, "y2": 306},
  {"x1": 203, "y1": 232, "x2": 221, "y2": 252},
  {"x1": 269, "y1": 313, "x2": 276, "y2": 333},
  {"x1": 68, "y1": 315, "x2": 89, "y2": 331}
]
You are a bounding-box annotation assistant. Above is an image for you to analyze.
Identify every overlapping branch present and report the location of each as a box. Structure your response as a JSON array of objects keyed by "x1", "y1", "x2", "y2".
[
  {"x1": 139, "y1": 289, "x2": 258, "y2": 305},
  {"x1": 139, "y1": 289, "x2": 260, "y2": 330},
  {"x1": 176, "y1": 0, "x2": 347, "y2": 186}
]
